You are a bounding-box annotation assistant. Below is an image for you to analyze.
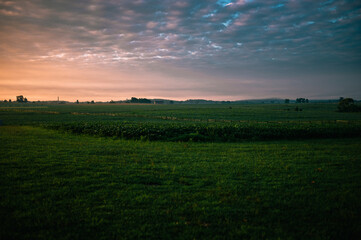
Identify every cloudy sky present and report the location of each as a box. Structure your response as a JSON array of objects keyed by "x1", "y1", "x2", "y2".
[{"x1": 0, "y1": 0, "x2": 360, "y2": 101}]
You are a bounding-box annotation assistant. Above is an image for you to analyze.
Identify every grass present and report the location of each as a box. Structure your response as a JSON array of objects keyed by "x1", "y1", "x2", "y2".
[
  {"x1": 1, "y1": 103, "x2": 361, "y2": 126},
  {"x1": 1, "y1": 126, "x2": 360, "y2": 239},
  {"x1": 1, "y1": 103, "x2": 361, "y2": 142}
]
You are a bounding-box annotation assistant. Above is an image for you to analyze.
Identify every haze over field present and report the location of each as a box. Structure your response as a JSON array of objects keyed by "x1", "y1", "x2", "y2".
[{"x1": 0, "y1": 0, "x2": 360, "y2": 101}]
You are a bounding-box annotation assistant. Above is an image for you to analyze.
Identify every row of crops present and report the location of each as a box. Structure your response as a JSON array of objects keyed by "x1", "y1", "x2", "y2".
[{"x1": 43, "y1": 121, "x2": 361, "y2": 142}]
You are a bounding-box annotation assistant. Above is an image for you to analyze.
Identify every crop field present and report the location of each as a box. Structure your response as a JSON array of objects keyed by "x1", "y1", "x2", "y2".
[
  {"x1": 0, "y1": 103, "x2": 361, "y2": 239},
  {"x1": 1, "y1": 103, "x2": 361, "y2": 141}
]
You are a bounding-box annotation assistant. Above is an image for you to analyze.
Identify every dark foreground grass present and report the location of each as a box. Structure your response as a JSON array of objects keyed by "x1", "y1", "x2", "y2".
[{"x1": 1, "y1": 126, "x2": 361, "y2": 239}]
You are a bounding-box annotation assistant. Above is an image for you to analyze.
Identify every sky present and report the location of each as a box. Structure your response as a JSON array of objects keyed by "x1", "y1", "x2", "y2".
[{"x1": 0, "y1": 0, "x2": 360, "y2": 101}]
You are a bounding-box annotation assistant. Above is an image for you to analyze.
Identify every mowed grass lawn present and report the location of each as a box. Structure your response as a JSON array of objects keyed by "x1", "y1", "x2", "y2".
[{"x1": 1, "y1": 126, "x2": 360, "y2": 239}]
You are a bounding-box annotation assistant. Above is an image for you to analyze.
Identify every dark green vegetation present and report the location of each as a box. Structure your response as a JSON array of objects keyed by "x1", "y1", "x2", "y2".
[
  {"x1": 1, "y1": 103, "x2": 361, "y2": 141},
  {"x1": 338, "y1": 98, "x2": 361, "y2": 112},
  {"x1": 43, "y1": 120, "x2": 361, "y2": 142},
  {"x1": 0, "y1": 103, "x2": 361, "y2": 239},
  {"x1": 1, "y1": 126, "x2": 361, "y2": 239}
]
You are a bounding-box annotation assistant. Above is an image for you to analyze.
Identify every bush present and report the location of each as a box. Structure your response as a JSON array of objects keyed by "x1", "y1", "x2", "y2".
[{"x1": 338, "y1": 98, "x2": 361, "y2": 112}]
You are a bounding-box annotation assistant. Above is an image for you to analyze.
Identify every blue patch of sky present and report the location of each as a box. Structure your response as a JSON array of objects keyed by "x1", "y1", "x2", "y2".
[
  {"x1": 232, "y1": 12, "x2": 240, "y2": 19},
  {"x1": 223, "y1": 19, "x2": 232, "y2": 27},
  {"x1": 222, "y1": 12, "x2": 240, "y2": 27},
  {"x1": 217, "y1": 0, "x2": 232, "y2": 7},
  {"x1": 271, "y1": 3, "x2": 285, "y2": 9},
  {"x1": 212, "y1": 44, "x2": 222, "y2": 49},
  {"x1": 320, "y1": 0, "x2": 334, "y2": 6},
  {"x1": 318, "y1": 5, "x2": 337, "y2": 12},
  {"x1": 155, "y1": 11, "x2": 166, "y2": 17},
  {"x1": 190, "y1": 4, "x2": 203, "y2": 15},
  {"x1": 217, "y1": 0, "x2": 254, "y2": 7},
  {"x1": 329, "y1": 16, "x2": 345, "y2": 24},
  {"x1": 203, "y1": 9, "x2": 218, "y2": 18}
]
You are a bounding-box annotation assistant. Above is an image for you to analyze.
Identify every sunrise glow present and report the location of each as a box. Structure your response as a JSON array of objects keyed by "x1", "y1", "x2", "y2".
[{"x1": 1, "y1": 0, "x2": 360, "y2": 101}]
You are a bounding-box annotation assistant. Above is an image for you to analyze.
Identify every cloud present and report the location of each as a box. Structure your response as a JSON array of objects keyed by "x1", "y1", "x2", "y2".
[
  {"x1": 1, "y1": 0, "x2": 358, "y2": 68},
  {"x1": 1, "y1": 0, "x2": 361, "y2": 100}
]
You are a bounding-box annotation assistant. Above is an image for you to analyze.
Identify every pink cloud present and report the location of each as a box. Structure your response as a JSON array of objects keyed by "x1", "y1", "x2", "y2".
[
  {"x1": 233, "y1": 14, "x2": 251, "y2": 26},
  {"x1": 146, "y1": 21, "x2": 158, "y2": 29},
  {"x1": 174, "y1": 2, "x2": 189, "y2": 8}
]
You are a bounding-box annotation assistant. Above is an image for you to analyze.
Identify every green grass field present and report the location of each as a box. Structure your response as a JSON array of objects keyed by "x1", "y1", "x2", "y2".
[
  {"x1": 1, "y1": 103, "x2": 361, "y2": 239},
  {"x1": 2, "y1": 102, "x2": 361, "y2": 124},
  {"x1": 1, "y1": 103, "x2": 361, "y2": 142}
]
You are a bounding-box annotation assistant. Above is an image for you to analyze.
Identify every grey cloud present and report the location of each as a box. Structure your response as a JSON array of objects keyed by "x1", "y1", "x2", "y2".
[{"x1": 1, "y1": 0, "x2": 361, "y2": 99}]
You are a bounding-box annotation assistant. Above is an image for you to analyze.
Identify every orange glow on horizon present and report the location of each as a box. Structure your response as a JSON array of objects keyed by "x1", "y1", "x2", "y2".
[{"x1": 0, "y1": 60, "x2": 255, "y2": 102}]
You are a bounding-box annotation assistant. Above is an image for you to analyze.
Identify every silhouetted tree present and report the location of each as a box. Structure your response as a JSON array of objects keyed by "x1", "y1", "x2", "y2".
[
  {"x1": 338, "y1": 98, "x2": 361, "y2": 112},
  {"x1": 285, "y1": 99, "x2": 290, "y2": 104},
  {"x1": 296, "y1": 98, "x2": 306, "y2": 103},
  {"x1": 130, "y1": 97, "x2": 151, "y2": 103},
  {"x1": 16, "y1": 95, "x2": 24, "y2": 102}
]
